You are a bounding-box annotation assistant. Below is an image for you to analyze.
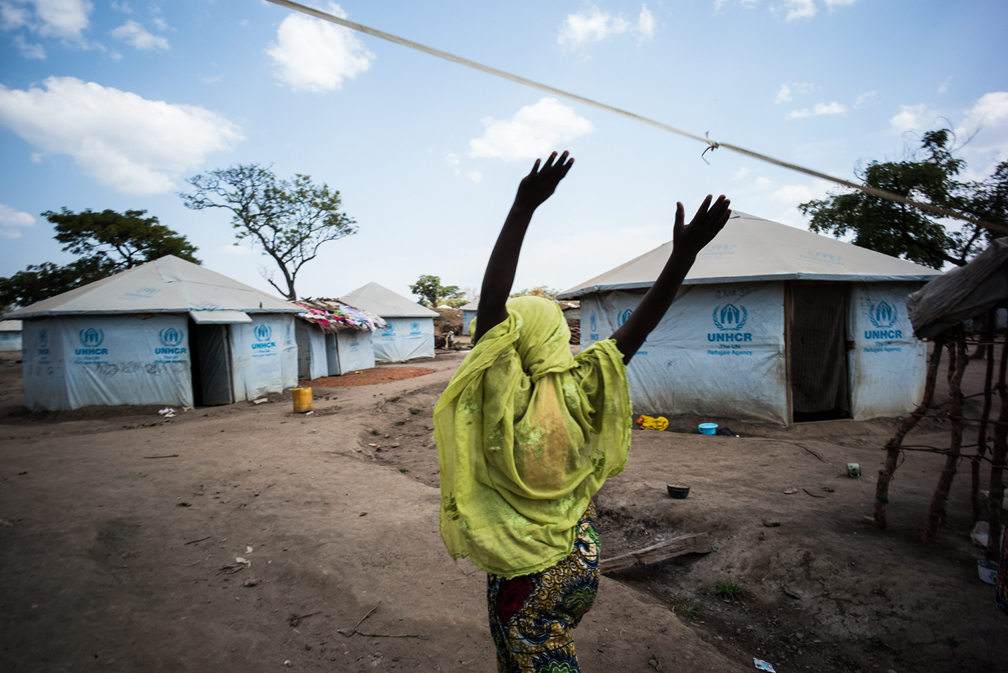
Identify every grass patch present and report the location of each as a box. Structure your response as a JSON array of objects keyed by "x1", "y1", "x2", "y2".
[
  {"x1": 713, "y1": 580, "x2": 749, "y2": 601},
  {"x1": 398, "y1": 467, "x2": 410, "y2": 473},
  {"x1": 677, "y1": 604, "x2": 701, "y2": 619},
  {"x1": 370, "y1": 429, "x2": 379, "y2": 435},
  {"x1": 409, "y1": 408, "x2": 422, "y2": 415}
]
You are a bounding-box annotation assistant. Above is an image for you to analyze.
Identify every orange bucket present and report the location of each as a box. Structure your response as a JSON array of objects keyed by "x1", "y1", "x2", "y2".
[{"x1": 292, "y1": 387, "x2": 314, "y2": 413}]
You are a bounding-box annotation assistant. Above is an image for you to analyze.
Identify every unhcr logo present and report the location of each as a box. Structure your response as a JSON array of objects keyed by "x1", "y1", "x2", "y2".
[
  {"x1": 76, "y1": 327, "x2": 108, "y2": 355},
  {"x1": 709, "y1": 303, "x2": 752, "y2": 342},
  {"x1": 252, "y1": 324, "x2": 276, "y2": 350},
  {"x1": 39, "y1": 330, "x2": 48, "y2": 349},
  {"x1": 866, "y1": 301, "x2": 901, "y2": 340},
  {"x1": 156, "y1": 327, "x2": 187, "y2": 355},
  {"x1": 590, "y1": 312, "x2": 597, "y2": 333},
  {"x1": 409, "y1": 321, "x2": 422, "y2": 337}
]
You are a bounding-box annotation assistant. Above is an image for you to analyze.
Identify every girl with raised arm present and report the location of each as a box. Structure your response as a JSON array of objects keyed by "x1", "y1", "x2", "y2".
[{"x1": 434, "y1": 151, "x2": 730, "y2": 671}]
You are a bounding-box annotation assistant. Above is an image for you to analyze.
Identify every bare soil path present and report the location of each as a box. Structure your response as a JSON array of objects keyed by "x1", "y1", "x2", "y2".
[{"x1": 0, "y1": 347, "x2": 1004, "y2": 672}]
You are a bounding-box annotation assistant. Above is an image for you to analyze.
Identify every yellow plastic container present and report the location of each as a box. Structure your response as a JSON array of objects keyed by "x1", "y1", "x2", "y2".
[{"x1": 292, "y1": 387, "x2": 314, "y2": 413}]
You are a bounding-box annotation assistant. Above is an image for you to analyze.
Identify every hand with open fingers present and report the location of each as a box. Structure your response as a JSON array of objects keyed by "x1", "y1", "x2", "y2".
[
  {"x1": 514, "y1": 151, "x2": 575, "y2": 211},
  {"x1": 673, "y1": 195, "x2": 732, "y2": 259}
]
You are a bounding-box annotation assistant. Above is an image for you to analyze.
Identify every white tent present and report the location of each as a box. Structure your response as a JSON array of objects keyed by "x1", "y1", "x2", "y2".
[
  {"x1": 559, "y1": 212, "x2": 942, "y2": 425},
  {"x1": 460, "y1": 299, "x2": 479, "y2": 336},
  {"x1": 0, "y1": 320, "x2": 22, "y2": 353},
  {"x1": 293, "y1": 298, "x2": 384, "y2": 378},
  {"x1": 340, "y1": 282, "x2": 437, "y2": 362},
  {"x1": 6, "y1": 256, "x2": 300, "y2": 411}
]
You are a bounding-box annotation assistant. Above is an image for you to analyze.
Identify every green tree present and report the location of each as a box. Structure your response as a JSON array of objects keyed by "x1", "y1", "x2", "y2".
[
  {"x1": 180, "y1": 164, "x2": 357, "y2": 300},
  {"x1": 410, "y1": 274, "x2": 464, "y2": 307},
  {"x1": 1, "y1": 209, "x2": 199, "y2": 311},
  {"x1": 799, "y1": 129, "x2": 1007, "y2": 269}
]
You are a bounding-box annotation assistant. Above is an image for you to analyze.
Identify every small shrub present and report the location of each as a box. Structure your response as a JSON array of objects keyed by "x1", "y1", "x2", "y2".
[
  {"x1": 398, "y1": 467, "x2": 410, "y2": 473},
  {"x1": 713, "y1": 580, "x2": 749, "y2": 601},
  {"x1": 370, "y1": 429, "x2": 379, "y2": 435},
  {"x1": 677, "y1": 604, "x2": 701, "y2": 618},
  {"x1": 394, "y1": 421, "x2": 405, "y2": 426},
  {"x1": 409, "y1": 408, "x2": 422, "y2": 415}
]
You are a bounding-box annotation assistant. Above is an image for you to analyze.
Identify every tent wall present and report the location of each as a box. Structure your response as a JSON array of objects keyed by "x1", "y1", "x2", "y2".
[
  {"x1": 373, "y1": 317, "x2": 434, "y2": 362},
  {"x1": 0, "y1": 331, "x2": 21, "y2": 352},
  {"x1": 462, "y1": 310, "x2": 477, "y2": 336},
  {"x1": 230, "y1": 314, "x2": 297, "y2": 402},
  {"x1": 327, "y1": 330, "x2": 375, "y2": 374},
  {"x1": 295, "y1": 321, "x2": 328, "y2": 381},
  {"x1": 581, "y1": 282, "x2": 788, "y2": 425},
  {"x1": 847, "y1": 283, "x2": 927, "y2": 420},
  {"x1": 22, "y1": 315, "x2": 193, "y2": 411}
]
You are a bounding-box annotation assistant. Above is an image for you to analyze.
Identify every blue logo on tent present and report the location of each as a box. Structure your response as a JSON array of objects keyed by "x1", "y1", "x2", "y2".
[
  {"x1": 39, "y1": 330, "x2": 48, "y2": 349},
  {"x1": 709, "y1": 304, "x2": 751, "y2": 343},
  {"x1": 76, "y1": 327, "x2": 108, "y2": 355},
  {"x1": 252, "y1": 323, "x2": 276, "y2": 350},
  {"x1": 80, "y1": 328, "x2": 104, "y2": 347},
  {"x1": 590, "y1": 312, "x2": 597, "y2": 333},
  {"x1": 254, "y1": 324, "x2": 272, "y2": 342},
  {"x1": 617, "y1": 309, "x2": 633, "y2": 326},
  {"x1": 865, "y1": 301, "x2": 901, "y2": 340},
  {"x1": 159, "y1": 327, "x2": 184, "y2": 347}
]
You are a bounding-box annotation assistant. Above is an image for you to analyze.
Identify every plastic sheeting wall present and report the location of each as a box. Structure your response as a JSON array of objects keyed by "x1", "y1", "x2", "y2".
[
  {"x1": 295, "y1": 321, "x2": 327, "y2": 381},
  {"x1": 373, "y1": 317, "x2": 434, "y2": 362},
  {"x1": 847, "y1": 283, "x2": 926, "y2": 420},
  {"x1": 581, "y1": 282, "x2": 788, "y2": 425},
  {"x1": 462, "y1": 310, "x2": 476, "y2": 336},
  {"x1": 21, "y1": 315, "x2": 193, "y2": 411},
  {"x1": 0, "y1": 331, "x2": 21, "y2": 351},
  {"x1": 326, "y1": 330, "x2": 375, "y2": 375},
  {"x1": 230, "y1": 314, "x2": 297, "y2": 402}
]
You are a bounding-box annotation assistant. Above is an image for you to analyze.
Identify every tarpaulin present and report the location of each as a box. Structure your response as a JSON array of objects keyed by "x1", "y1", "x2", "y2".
[
  {"x1": 373, "y1": 317, "x2": 434, "y2": 362},
  {"x1": 581, "y1": 282, "x2": 788, "y2": 425},
  {"x1": 295, "y1": 320, "x2": 327, "y2": 381},
  {"x1": 230, "y1": 314, "x2": 297, "y2": 402},
  {"x1": 326, "y1": 329, "x2": 375, "y2": 375},
  {"x1": 22, "y1": 314, "x2": 193, "y2": 411}
]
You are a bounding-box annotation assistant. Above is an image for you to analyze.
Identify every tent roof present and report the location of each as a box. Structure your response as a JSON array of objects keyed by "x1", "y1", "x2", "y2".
[
  {"x1": 460, "y1": 299, "x2": 479, "y2": 311},
  {"x1": 558, "y1": 212, "x2": 942, "y2": 299},
  {"x1": 907, "y1": 238, "x2": 1008, "y2": 339},
  {"x1": 340, "y1": 282, "x2": 438, "y2": 318},
  {"x1": 5, "y1": 255, "x2": 300, "y2": 319},
  {"x1": 0, "y1": 320, "x2": 21, "y2": 331}
]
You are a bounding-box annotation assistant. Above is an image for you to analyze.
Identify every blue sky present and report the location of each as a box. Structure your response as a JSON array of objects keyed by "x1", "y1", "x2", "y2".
[{"x1": 0, "y1": 0, "x2": 1006, "y2": 303}]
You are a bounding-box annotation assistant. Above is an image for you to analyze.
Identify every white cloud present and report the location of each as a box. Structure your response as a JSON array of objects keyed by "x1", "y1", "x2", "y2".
[
  {"x1": 0, "y1": 76, "x2": 243, "y2": 194},
  {"x1": 109, "y1": 1, "x2": 131, "y2": 13},
  {"x1": 732, "y1": 167, "x2": 750, "y2": 179},
  {"x1": 444, "y1": 151, "x2": 460, "y2": 166},
  {"x1": 774, "y1": 84, "x2": 791, "y2": 104},
  {"x1": 111, "y1": 19, "x2": 167, "y2": 50},
  {"x1": 788, "y1": 101, "x2": 846, "y2": 118},
  {"x1": 784, "y1": 0, "x2": 816, "y2": 21},
  {"x1": 853, "y1": 90, "x2": 875, "y2": 107},
  {"x1": 889, "y1": 103, "x2": 932, "y2": 134},
  {"x1": 13, "y1": 34, "x2": 44, "y2": 57},
  {"x1": 469, "y1": 97, "x2": 594, "y2": 162},
  {"x1": 824, "y1": 0, "x2": 857, "y2": 6},
  {"x1": 961, "y1": 91, "x2": 1008, "y2": 131},
  {"x1": 770, "y1": 183, "x2": 816, "y2": 203},
  {"x1": 937, "y1": 76, "x2": 952, "y2": 95},
  {"x1": 0, "y1": 202, "x2": 34, "y2": 238},
  {"x1": 558, "y1": 4, "x2": 654, "y2": 49},
  {"x1": 957, "y1": 92, "x2": 1008, "y2": 164},
  {"x1": 467, "y1": 171, "x2": 483, "y2": 184},
  {"x1": 267, "y1": 3, "x2": 374, "y2": 93},
  {"x1": 637, "y1": 4, "x2": 655, "y2": 39},
  {"x1": 0, "y1": 0, "x2": 92, "y2": 40},
  {"x1": 219, "y1": 245, "x2": 252, "y2": 256}
]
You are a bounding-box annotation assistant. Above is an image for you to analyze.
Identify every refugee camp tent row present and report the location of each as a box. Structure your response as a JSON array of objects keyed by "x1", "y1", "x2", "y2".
[
  {"x1": 0, "y1": 320, "x2": 22, "y2": 354},
  {"x1": 559, "y1": 212, "x2": 942, "y2": 425},
  {"x1": 6, "y1": 256, "x2": 301, "y2": 411},
  {"x1": 340, "y1": 282, "x2": 438, "y2": 362},
  {"x1": 294, "y1": 298, "x2": 385, "y2": 380}
]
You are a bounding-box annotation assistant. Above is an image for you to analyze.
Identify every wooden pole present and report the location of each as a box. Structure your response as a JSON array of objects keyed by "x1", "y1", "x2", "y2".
[
  {"x1": 873, "y1": 338, "x2": 945, "y2": 530},
  {"x1": 972, "y1": 310, "x2": 997, "y2": 523},
  {"x1": 986, "y1": 334, "x2": 1008, "y2": 562},
  {"x1": 923, "y1": 337, "x2": 968, "y2": 545}
]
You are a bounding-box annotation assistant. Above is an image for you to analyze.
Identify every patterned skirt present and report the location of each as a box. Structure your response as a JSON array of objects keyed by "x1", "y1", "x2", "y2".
[{"x1": 486, "y1": 502, "x2": 600, "y2": 673}]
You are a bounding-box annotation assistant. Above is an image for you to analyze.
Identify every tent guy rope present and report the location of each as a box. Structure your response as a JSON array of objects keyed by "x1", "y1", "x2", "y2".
[{"x1": 265, "y1": 0, "x2": 1006, "y2": 236}]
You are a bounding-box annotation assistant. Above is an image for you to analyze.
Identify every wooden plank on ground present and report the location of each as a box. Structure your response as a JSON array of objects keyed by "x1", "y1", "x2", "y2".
[{"x1": 599, "y1": 533, "x2": 711, "y2": 574}]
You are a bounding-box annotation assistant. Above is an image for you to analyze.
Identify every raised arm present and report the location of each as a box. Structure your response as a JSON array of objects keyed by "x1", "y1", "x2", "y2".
[
  {"x1": 610, "y1": 195, "x2": 731, "y2": 364},
  {"x1": 473, "y1": 151, "x2": 574, "y2": 343}
]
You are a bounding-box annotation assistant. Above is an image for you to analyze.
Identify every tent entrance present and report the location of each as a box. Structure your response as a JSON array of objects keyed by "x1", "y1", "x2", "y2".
[
  {"x1": 788, "y1": 283, "x2": 850, "y2": 422},
  {"x1": 189, "y1": 323, "x2": 234, "y2": 406}
]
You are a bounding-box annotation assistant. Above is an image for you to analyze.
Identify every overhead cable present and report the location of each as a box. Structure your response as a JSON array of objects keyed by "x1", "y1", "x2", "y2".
[{"x1": 265, "y1": 0, "x2": 1006, "y2": 235}]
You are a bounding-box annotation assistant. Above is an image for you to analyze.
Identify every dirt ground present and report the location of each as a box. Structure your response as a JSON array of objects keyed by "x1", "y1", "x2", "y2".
[{"x1": 1, "y1": 348, "x2": 1005, "y2": 672}]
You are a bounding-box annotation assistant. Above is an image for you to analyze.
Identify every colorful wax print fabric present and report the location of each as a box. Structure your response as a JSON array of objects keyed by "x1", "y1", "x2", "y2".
[
  {"x1": 434, "y1": 296, "x2": 631, "y2": 578},
  {"x1": 487, "y1": 502, "x2": 600, "y2": 673}
]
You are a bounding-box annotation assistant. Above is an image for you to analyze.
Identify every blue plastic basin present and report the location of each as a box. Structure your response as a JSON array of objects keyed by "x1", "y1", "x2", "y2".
[{"x1": 698, "y1": 423, "x2": 718, "y2": 435}]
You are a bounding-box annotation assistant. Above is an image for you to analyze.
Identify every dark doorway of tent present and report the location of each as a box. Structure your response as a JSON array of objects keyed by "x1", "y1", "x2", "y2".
[
  {"x1": 788, "y1": 283, "x2": 851, "y2": 422},
  {"x1": 188, "y1": 322, "x2": 234, "y2": 406}
]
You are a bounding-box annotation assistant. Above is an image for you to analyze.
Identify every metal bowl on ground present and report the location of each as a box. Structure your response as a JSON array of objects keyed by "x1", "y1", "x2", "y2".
[{"x1": 667, "y1": 484, "x2": 691, "y2": 499}]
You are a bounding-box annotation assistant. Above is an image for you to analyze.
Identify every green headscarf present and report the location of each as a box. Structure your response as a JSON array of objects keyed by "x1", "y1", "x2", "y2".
[{"x1": 434, "y1": 296, "x2": 632, "y2": 578}]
